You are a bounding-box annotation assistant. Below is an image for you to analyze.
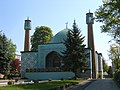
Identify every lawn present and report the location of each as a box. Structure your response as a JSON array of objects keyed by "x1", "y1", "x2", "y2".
[{"x1": 0, "y1": 79, "x2": 83, "y2": 90}]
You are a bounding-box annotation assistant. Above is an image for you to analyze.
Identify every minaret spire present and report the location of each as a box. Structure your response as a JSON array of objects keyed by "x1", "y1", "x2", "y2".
[
  {"x1": 89, "y1": 9, "x2": 90, "y2": 13},
  {"x1": 24, "y1": 17, "x2": 31, "y2": 51},
  {"x1": 86, "y1": 11, "x2": 97, "y2": 79},
  {"x1": 27, "y1": 17, "x2": 29, "y2": 20}
]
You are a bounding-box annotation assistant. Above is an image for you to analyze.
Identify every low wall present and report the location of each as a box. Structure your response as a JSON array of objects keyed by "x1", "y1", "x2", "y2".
[
  {"x1": 77, "y1": 72, "x2": 92, "y2": 79},
  {"x1": 25, "y1": 72, "x2": 75, "y2": 80}
]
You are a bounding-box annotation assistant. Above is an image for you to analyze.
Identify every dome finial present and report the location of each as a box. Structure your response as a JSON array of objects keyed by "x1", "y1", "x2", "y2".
[{"x1": 65, "y1": 22, "x2": 68, "y2": 29}]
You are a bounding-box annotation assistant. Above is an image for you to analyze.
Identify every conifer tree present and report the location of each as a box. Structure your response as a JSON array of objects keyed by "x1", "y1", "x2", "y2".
[
  {"x1": 0, "y1": 32, "x2": 16, "y2": 75},
  {"x1": 63, "y1": 20, "x2": 86, "y2": 79}
]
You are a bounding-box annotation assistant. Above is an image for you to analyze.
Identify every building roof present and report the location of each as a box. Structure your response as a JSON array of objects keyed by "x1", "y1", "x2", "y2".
[{"x1": 49, "y1": 28, "x2": 70, "y2": 43}]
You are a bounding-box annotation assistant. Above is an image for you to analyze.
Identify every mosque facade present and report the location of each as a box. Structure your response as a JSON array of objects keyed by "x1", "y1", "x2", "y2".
[{"x1": 21, "y1": 12, "x2": 103, "y2": 80}]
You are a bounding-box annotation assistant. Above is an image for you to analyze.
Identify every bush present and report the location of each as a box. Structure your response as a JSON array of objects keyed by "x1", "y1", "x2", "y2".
[
  {"x1": 113, "y1": 69, "x2": 120, "y2": 86},
  {"x1": 99, "y1": 74, "x2": 102, "y2": 79},
  {"x1": 8, "y1": 81, "x2": 14, "y2": 85},
  {"x1": 7, "y1": 74, "x2": 13, "y2": 79}
]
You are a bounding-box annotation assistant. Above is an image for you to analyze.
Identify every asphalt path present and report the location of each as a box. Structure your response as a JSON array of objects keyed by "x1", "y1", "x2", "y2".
[
  {"x1": 85, "y1": 79, "x2": 120, "y2": 90},
  {"x1": 68, "y1": 80, "x2": 96, "y2": 90},
  {"x1": 68, "y1": 79, "x2": 120, "y2": 90}
]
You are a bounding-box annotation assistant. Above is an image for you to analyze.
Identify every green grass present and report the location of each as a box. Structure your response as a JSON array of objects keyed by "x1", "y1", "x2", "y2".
[{"x1": 0, "y1": 79, "x2": 83, "y2": 90}]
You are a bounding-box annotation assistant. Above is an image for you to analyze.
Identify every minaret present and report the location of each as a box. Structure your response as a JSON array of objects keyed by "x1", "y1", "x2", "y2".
[
  {"x1": 86, "y1": 11, "x2": 97, "y2": 79},
  {"x1": 24, "y1": 17, "x2": 31, "y2": 51}
]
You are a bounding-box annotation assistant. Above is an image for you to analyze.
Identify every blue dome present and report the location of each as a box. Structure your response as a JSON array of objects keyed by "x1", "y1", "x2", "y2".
[{"x1": 50, "y1": 28, "x2": 70, "y2": 43}]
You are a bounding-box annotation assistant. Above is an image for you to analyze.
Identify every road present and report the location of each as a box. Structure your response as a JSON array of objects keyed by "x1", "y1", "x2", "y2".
[{"x1": 68, "y1": 79, "x2": 120, "y2": 90}]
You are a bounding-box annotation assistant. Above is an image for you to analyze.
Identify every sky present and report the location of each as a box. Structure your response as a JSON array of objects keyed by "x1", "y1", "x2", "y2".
[{"x1": 0, "y1": 0, "x2": 112, "y2": 65}]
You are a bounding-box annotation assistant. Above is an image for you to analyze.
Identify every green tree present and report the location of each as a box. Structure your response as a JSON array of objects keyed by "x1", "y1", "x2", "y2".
[
  {"x1": 102, "y1": 58, "x2": 108, "y2": 72},
  {"x1": 107, "y1": 66, "x2": 113, "y2": 77},
  {"x1": 95, "y1": 0, "x2": 120, "y2": 43},
  {"x1": 0, "y1": 32, "x2": 16, "y2": 75},
  {"x1": 31, "y1": 26, "x2": 53, "y2": 51},
  {"x1": 108, "y1": 44, "x2": 120, "y2": 70},
  {"x1": 62, "y1": 20, "x2": 86, "y2": 79}
]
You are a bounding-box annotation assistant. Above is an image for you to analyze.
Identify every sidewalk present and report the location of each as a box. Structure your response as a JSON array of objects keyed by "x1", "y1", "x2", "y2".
[
  {"x1": 68, "y1": 79, "x2": 120, "y2": 90},
  {"x1": 68, "y1": 79, "x2": 96, "y2": 90},
  {"x1": 84, "y1": 79, "x2": 120, "y2": 90}
]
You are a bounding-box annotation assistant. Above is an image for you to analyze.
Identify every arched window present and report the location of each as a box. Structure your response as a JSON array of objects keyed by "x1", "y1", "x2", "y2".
[{"x1": 46, "y1": 51, "x2": 62, "y2": 68}]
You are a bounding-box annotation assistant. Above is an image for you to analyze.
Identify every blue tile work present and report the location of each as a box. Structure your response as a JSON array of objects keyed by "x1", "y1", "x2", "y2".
[
  {"x1": 38, "y1": 43, "x2": 66, "y2": 68},
  {"x1": 21, "y1": 52, "x2": 38, "y2": 77}
]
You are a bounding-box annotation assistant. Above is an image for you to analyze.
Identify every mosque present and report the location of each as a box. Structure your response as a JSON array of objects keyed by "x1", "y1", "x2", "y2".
[{"x1": 21, "y1": 12, "x2": 103, "y2": 80}]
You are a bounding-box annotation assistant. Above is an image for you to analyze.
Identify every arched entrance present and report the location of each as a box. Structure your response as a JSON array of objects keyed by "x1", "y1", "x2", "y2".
[{"x1": 46, "y1": 51, "x2": 62, "y2": 68}]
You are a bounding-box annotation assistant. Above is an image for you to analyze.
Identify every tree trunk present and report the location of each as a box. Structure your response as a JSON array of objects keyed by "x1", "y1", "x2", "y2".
[{"x1": 75, "y1": 71, "x2": 77, "y2": 80}]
